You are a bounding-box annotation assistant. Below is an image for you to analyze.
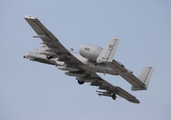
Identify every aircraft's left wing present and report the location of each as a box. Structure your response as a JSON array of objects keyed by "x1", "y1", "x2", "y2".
[
  {"x1": 76, "y1": 73, "x2": 140, "y2": 104},
  {"x1": 24, "y1": 15, "x2": 82, "y2": 64}
]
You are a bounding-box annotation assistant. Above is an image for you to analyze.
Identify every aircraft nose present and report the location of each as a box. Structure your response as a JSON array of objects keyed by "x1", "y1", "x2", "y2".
[{"x1": 23, "y1": 52, "x2": 31, "y2": 59}]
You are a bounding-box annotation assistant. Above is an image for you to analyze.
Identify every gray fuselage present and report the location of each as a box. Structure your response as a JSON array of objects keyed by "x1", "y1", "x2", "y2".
[{"x1": 24, "y1": 47, "x2": 118, "y2": 76}]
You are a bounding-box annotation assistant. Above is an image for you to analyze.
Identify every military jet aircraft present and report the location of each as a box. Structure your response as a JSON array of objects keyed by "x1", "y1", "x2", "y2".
[{"x1": 23, "y1": 15, "x2": 154, "y2": 104}]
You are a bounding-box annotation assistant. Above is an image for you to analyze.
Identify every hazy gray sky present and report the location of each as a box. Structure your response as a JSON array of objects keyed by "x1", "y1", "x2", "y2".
[{"x1": 1, "y1": 0, "x2": 171, "y2": 120}]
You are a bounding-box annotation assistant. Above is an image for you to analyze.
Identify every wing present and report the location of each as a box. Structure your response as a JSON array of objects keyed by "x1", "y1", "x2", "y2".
[
  {"x1": 24, "y1": 15, "x2": 82, "y2": 64},
  {"x1": 76, "y1": 72, "x2": 140, "y2": 104}
]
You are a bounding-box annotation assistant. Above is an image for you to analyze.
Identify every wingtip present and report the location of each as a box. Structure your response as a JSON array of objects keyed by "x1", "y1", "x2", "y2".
[
  {"x1": 128, "y1": 99, "x2": 140, "y2": 104},
  {"x1": 24, "y1": 15, "x2": 36, "y2": 19},
  {"x1": 133, "y1": 99, "x2": 140, "y2": 104}
]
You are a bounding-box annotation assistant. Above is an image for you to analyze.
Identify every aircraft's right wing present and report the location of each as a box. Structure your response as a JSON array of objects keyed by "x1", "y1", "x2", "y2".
[
  {"x1": 76, "y1": 73, "x2": 140, "y2": 104},
  {"x1": 24, "y1": 15, "x2": 82, "y2": 65}
]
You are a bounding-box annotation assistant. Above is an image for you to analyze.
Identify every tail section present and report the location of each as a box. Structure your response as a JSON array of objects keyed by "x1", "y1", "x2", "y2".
[
  {"x1": 132, "y1": 67, "x2": 154, "y2": 91},
  {"x1": 96, "y1": 38, "x2": 119, "y2": 63},
  {"x1": 96, "y1": 38, "x2": 154, "y2": 91}
]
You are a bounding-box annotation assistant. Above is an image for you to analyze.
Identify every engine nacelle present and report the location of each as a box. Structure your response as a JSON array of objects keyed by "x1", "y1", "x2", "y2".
[{"x1": 79, "y1": 44, "x2": 103, "y2": 61}]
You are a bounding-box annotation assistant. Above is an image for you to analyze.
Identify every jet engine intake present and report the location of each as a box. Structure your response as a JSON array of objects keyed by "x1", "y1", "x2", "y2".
[{"x1": 79, "y1": 44, "x2": 103, "y2": 61}]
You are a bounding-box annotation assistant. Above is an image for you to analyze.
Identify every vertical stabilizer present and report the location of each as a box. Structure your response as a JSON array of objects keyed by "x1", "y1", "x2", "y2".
[
  {"x1": 132, "y1": 67, "x2": 154, "y2": 91},
  {"x1": 96, "y1": 38, "x2": 119, "y2": 63}
]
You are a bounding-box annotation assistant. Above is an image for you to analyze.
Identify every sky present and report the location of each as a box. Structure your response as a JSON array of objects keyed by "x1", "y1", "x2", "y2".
[{"x1": 1, "y1": 0, "x2": 171, "y2": 120}]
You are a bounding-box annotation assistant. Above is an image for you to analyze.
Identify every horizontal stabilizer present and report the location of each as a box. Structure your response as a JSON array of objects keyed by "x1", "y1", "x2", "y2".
[
  {"x1": 132, "y1": 67, "x2": 154, "y2": 91},
  {"x1": 96, "y1": 38, "x2": 119, "y2": 63}
]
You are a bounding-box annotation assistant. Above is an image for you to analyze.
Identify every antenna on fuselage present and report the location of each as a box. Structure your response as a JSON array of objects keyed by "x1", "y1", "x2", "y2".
[{"x1": 70, "y1": 48, "x2": 74, "y2": 51}]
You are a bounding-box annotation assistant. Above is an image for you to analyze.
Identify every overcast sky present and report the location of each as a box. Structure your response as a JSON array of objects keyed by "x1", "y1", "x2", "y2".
[{"x1": 1, "y1": 0, "x2": 171, "y2": 120}]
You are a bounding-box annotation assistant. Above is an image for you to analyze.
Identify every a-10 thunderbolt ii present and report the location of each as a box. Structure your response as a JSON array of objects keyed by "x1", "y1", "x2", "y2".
[{"x1": 23, "y1": 15, "x2": 154, "y2": 104}]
